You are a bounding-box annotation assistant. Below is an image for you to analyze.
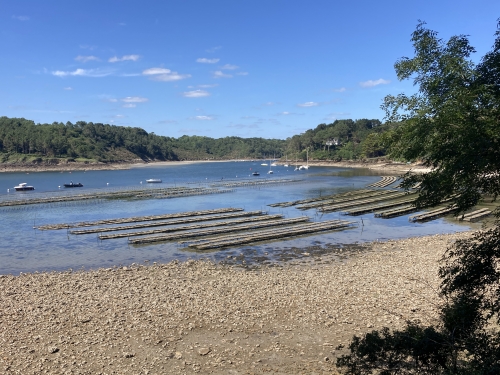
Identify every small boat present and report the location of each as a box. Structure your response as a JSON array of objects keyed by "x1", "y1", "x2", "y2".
[
  {"x1": 63, "y1": 181, "x2": 83, "y2": 188},
  {"x1": 146, "y1": 179, "x2": 162, "y2": 183},
  {"x1": 252, "y1": 171, "x2": 260, "y2": 176},
  {"x1": 260, "y1": 163, "x2": 268, "y2": 166},
  {"x1": 14, "y1": 183, "x2": 35, "y2": 191}
]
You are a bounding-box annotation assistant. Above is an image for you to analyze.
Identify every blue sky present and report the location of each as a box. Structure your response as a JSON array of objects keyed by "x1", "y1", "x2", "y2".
[{"x1": 1, "y1": 1, "x2": 499, "y2": 140}]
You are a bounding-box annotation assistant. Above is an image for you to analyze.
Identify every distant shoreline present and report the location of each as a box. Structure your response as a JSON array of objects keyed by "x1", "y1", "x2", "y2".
[{"x1": 0, "y1": 159, "x2": 431, "y2": 174}]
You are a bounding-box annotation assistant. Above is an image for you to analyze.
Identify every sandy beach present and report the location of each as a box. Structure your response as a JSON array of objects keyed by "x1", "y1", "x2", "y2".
[
  {"x1": 1, "y1": 231, "x2": 468, "y2": 374},
  {"x1": 0, "y1": 159, "x2": 431, "y2": 174}
]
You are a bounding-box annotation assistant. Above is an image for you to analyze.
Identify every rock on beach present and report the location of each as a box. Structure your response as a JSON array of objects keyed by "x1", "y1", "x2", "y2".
[{"x1": 0, "y1": 232, "x2": 469, "y2": 374}]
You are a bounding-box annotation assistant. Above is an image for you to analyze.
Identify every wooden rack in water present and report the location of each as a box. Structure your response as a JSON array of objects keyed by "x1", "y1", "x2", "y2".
[
  {"x1": 128, "y1": 217, "x2": 311, "y2": 244},
  {"x1": 268, "y1": 189, "x2": 375, "y2": 208},
  {"x1": 187, "y1": 220, "x2": 357, "y2": 250},
  {"x1": 367, "y1": 176, "x2": 398, "y2": 188},
  {"x1": 319, "y1": 191, "x2": 409, "y2": 212},
  {"x1": 210, "y1": 178, "x2": 303, "y2": 188},
  {"x1": 1, "y1": 186, "x2": 232, "y2": 208},
  {"x1": 97, "y1": 213, "x2": 284, "y2": 240},
  {"x1": 409, "y1": 206, "x2": 458, "y2": 222},
  {"x1": 455, "y1": 208, "x2": 492, "y2": 222},
  {"x1": 342, "y1": 195, "x2": 417, "y2": 216},
  {"x1": 296, "y1": 190, "x2": 399, "y2": 210},
  {"x1": 35, "y1": 207, "x2": 243, "y2": 230}
]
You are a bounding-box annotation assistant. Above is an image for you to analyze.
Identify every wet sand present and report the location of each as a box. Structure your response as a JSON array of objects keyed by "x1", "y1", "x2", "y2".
[{"x1": 1, "y1": 231, "x2": 468, "y2": 374}]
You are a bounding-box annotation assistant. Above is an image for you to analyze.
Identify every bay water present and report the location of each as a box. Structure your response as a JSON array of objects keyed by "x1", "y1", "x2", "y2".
[{"x1": 0, "y1": 161, "x2": 470, "y2": 274}]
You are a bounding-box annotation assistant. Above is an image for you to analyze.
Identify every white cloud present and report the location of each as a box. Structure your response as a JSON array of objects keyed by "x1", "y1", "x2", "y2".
[
  {"x1": 63, "y1": 87, "x2": 73, "y2": 90},
  {"x1": 75, "y1": 55, "x2": 99, "y2": 63},
  {"x1": 152, "y1": 72, "x2": 191, "y2": 81},
  {"x1": 121, "y1": 96, "x2": 148, "y2": 103},
  {"x1": 196, "y1": 58, "x2": 220, "y2": 64},
  {"x1": 113, "y1": 114, "x2": 125, "y2": 118},
  {"x1": 220, "y1": 64, "x2": 238, "y2": 70},
  {"x1": 198, "y1": 84, "x2": 218, "y2": 88},
  {"x1": 52, "y1": 68, "x2": 112, "y2": 77},
  {"x1": 334, "y1": 87, "x2": 346, "y2": 92},
  {"x1": 142, "y1": 67, "x2": 171, "y2": 75},
  {"x1": 191, "y1": 115, "x2": 214, "y2": 120},
  {"x1": 236, "y1": 72, "x2": 248, "y2": 76},
  {"x1": 213, "y1": 70, "x2": 232, "y2": 78},
  {"x1": 359, "y1": 78, "x2": 390, "y2": 88},
  {"x1": 142, "y1": 67, "x2": 190, "y2": 81},
  {"x1": 12, "y1": 15, "x2": 29, "y2": 21},
  {"x1": 182, "y1": 90, "x2": 210, "y2": 98},
  {"x1": 108, "y1": 54, "x2": 140, "y2": 63},
  {"x1": 123, "y1": 104, "x2": 136, "y2": 108},
  {"x1": 297, "y1": 101, "x2": 319, "y2": 107}
]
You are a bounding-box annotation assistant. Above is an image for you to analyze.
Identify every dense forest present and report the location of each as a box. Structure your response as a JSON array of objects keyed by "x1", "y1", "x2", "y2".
[{"x1": 0, "y1": 116, "x2": 397, "y2": 164}]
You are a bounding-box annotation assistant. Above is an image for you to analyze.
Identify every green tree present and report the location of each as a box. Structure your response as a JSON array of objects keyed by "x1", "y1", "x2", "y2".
[{"x1": 337, "y1": 20, "x2": 500, "y2": 374}]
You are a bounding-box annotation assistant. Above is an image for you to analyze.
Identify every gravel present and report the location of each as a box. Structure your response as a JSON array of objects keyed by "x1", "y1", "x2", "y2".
[{"x1": 0, "y1": 231, "x2": 470, "y2": 374}]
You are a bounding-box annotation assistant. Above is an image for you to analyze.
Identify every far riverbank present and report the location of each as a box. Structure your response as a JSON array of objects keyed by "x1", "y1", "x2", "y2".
[{"x1": 0, "y1": 159, "x2": 430, "y2": 174}]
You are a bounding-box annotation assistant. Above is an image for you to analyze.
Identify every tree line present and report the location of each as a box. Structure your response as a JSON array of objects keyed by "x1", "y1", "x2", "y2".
[
  {"x1": 0, "y1": 117, "x2": 286, "y2": 163},
  {"x1": 0, "y1": 116, "x2": 398, "y2": 164}
]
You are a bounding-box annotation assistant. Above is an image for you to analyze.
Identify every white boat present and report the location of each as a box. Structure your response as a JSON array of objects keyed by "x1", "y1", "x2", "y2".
[
  {"x1": 146, "y1": 179, "x2": 162, "y2": 183},
  {"x1": 14, "y1": 183, "x2": 35, "y2": 191},
  {"x1": 260, "y1": 163, "x2": 268, "y2": 166},
  {"x1": 299, "y1": 149, "x2": 310, "y2": 170},
  {"x1": 284, "y1": 154, "x2": 289, "y2": 167}
]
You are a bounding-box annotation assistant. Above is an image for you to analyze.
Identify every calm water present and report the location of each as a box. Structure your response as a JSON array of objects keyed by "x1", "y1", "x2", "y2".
[{"x1": 0, "y1": 162, "x2": 471, "y2": 274}]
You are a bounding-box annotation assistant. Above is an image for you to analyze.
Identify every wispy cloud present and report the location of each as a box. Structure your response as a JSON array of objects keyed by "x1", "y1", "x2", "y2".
[
  {"x1": 227, "y1": 123, "x2": 260, "y2": 129},
  {"x1": 12, "y1": 15, "x2": 29, "y2": 21},
  {"x1": 206, "y1": 46, "x2": 222, "y2": 53},
  {"x1": 159, "y1": 120, "x2": 178, "y2": 124},
  {"x1": 220, "y1": 64, "x2": 238, "y2": 70},
  {"x1": 198, "y1": 84, "x2": 218, "y2": 88},
  {"x1": 108, "y1": 54, "x2": 140, "y2": 63},
  {"x1": 122, "y1": 104, "x2": 136, "y2": 108},
  {"x1": 297, "y1": 101, "x2": 319, "y2": 107},
  {"x1": 190, "y1": 115, "x2": 214, "y2": 120},
  {"x1": 323, "y1": 112, "x2": 350, "y2": 121},
  {"x1": 236, "y1": 72, "x2": 249, "y2": 76},
  {"x1": 276, "y1": 111, "x2": 302, "y2": 116},
  {"x1": 52, "y1": 68, "x2": 113, "y2": 77},
  {"x1": 196, "y1": 58, "x2": 220, "y2": 64},
  {"x1": 121, "y1": 96, "x2": 148, "y2": 103},
  {"x1": 182, "y1": 90, "x2": 210, "y2": 98},
  {"x1": 63, "y1": 87, "x2": 73, "y2": 91},
  {"x1": 75, "y1": 55, "x2": 99, "y2": 63},
  {"x1": 143, "y1": 67, "x2": 171, "y2": 75},
  {"x1": 359, "y1": 78, "x2": 390, "y2": 88},
  {"x1": 213, "y1": 70, "x2": 232, "y2": 78},
  {"x1": 152, "y1": 72, "x2": 191, "y2": 81},
  {"x1": 143, "y1": 67, "x2": 191, "y2": 81},
  {"x1": 334, "y1": 87, "x2": 346, "y2": 92}
]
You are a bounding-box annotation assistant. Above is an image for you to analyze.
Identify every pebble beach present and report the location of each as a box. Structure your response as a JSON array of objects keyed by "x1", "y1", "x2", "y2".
[{"x1": 0, "y1": 231, "x2": 470, "y2": 374}]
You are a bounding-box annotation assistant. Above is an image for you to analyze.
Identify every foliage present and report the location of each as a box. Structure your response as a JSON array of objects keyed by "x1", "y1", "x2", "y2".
[
  {"x1": 382, "y1": 20, "x2": 500, "y2": 213},
  {"x1": 284, "y1": 118, "x2": 393, "y2": 161},
  {"x1": 337, "y1": 20, "x2": 500, "y2": 375},
  {"x1": 0, "y1": 117, "x2": 286, "y2": 162}
]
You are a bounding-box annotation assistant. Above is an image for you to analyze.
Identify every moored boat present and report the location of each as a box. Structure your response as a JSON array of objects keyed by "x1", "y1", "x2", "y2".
[
  {"x1": 14, "y1": 183, "x2": 35, "y2": 191},
  {"x1": 146, "y1": 178, "x2": 162, "y2": 183},
  {"x1": 64, "y1": 182, "x2": 83, "y2": 188}
]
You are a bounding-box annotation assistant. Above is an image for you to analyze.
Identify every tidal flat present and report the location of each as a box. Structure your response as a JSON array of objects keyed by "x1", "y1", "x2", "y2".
[{"x1": 1, "y1": 232, "x2": 470, "y2": 374}]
